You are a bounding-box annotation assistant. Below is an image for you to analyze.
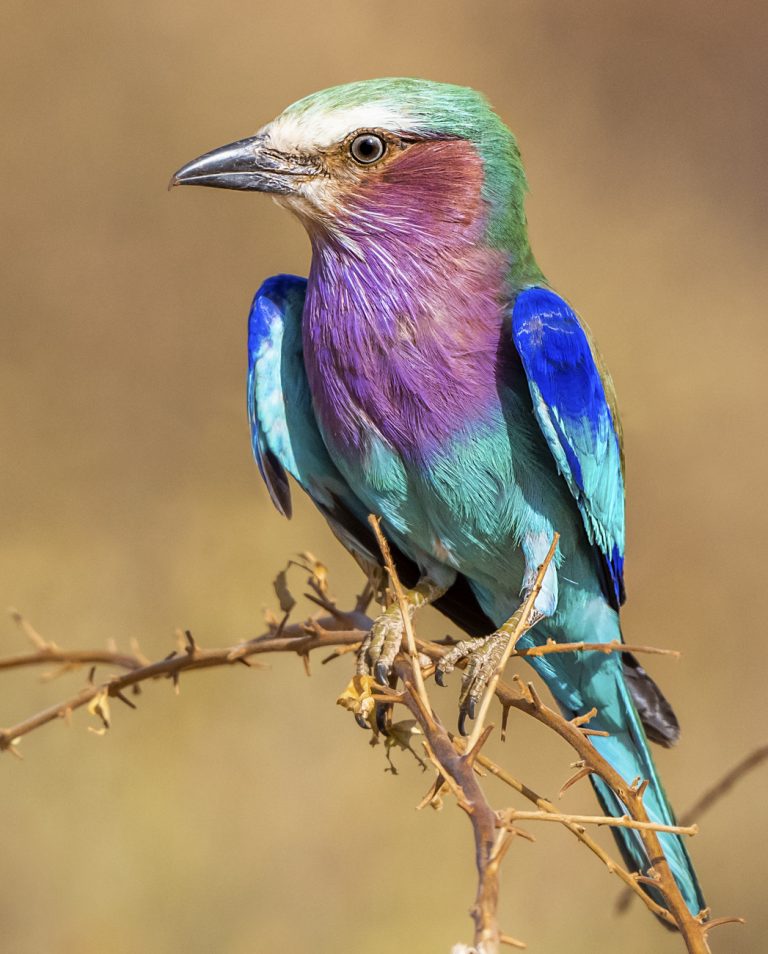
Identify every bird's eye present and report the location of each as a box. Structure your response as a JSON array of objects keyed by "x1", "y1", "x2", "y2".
[{"x1": 349, "y1": 134, "x2": 386, "y2": 165}]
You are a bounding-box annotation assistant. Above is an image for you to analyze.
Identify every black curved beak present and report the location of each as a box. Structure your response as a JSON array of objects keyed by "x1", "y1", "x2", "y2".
[{"x1": 170, "y1": 135, "x2": 317, "y2": 194}]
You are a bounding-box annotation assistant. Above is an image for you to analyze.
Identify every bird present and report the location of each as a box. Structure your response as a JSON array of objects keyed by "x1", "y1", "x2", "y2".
[{"x1": 171, "y1": 77, "x2": 704, "y2": 917}]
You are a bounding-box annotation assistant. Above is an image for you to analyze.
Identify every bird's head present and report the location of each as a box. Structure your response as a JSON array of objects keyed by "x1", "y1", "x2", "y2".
[{"x1": 172, "y1": 79, "x2": 533, "y2": 256}]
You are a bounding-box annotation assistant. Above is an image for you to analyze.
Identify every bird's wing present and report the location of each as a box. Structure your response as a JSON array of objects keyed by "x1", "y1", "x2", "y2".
[
  {"x1": 247, "y1": 276, "x2": 300, "y2": 518},
  {"x1": 248, "y1": 274, "x2": 371, "y2": 546},
  {"x1": 511, "y1": 286, "x2": 626, "y2": 607},
  {"x1": 248, "y1": 274, "x2": 495, "y2": 636}
]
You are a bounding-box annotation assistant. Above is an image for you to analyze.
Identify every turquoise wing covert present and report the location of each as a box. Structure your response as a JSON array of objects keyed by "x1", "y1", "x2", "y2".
[
  {"x1": 511, "y1": 286, "x2": 626, "y2": 608},
  {"x1": 247, "y1": 276, "x2": 304, "y2": 517},
  {"x1": 247, "y1": 274, "x2": 372, "y2": 545}
]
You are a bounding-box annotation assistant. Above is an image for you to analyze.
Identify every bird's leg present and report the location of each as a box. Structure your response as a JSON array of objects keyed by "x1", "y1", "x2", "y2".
[{"x1": 358, "y1": 576, "x2": 450, "y2": 686}]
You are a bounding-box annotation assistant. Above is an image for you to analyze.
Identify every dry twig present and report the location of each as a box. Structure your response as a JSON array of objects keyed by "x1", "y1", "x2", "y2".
[
  {"x1": 616, "y1": 743, "x2": 768, "y2": 915},
  {"x1": 1, "y1": 547, "x2": 746, "y2": 953},
  {"x1": 465, "y1": 534, "x2": 559, "y2": 752}
]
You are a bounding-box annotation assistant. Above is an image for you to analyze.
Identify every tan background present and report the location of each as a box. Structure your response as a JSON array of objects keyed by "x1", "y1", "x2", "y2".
[{"x1": 1, "y1": 1, "x2": 766, "y2": 951}]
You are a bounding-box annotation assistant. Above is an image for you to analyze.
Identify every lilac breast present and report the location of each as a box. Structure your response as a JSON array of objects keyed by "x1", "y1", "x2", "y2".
[{"x1": 302, "y1": 139, "x2": 516, "y2": 463}]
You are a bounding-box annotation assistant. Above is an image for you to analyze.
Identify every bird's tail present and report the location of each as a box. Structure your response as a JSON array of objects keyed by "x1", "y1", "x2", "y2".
[{"x1": 586, "y1": 672, "x2": 706, "y2": 917}]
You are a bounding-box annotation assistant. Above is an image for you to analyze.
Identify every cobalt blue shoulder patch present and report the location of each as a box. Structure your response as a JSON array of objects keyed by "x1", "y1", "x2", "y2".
[{"x1": 511, "y1": 287, "x2": 626, "y2": 607}]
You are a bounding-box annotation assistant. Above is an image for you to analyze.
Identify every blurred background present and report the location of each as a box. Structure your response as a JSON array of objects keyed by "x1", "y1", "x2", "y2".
[{"x1": 1, "y1": 1, "x2": 766, "y2": 951}]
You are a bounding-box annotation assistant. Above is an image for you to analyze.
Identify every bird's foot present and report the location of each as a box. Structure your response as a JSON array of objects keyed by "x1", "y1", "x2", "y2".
[
  {"x1": 436, "y1": 604, "x2": 544, "y2": 734},
  {"x1": 357, "y1": 603, "x2": 406, "y2": 688},
  {"x1": 354, "y1": 575, "x2": 451, "y2": 732},
  {"x1": 354, "y1": 605, "x2": 407, "y2": 733},
  {"x1": 435, "y1": 631, "x2": 509, "y2": 734}
]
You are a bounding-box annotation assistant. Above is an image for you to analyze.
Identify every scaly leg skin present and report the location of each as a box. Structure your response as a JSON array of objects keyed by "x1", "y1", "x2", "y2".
[
  {"x1": 355, "y1": 576, "x2": 449, "y2": 731},
  {"x1": 358, "y1": 577, "x2": 450, "y2": 683},
  {"x1": 436, "y1": 600, "x2": 545, "y2": 736}
]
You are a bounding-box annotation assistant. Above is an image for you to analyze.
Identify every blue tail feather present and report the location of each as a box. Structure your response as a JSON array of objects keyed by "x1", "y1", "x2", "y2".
[
  {"x1": 518, "y1": 622, "x2": 705, "y2": 916},
  {"x1": 587, "y1": 676, "x2": 706, "y2": 916}
]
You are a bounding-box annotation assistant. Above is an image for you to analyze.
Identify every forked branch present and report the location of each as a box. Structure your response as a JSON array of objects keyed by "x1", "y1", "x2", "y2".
[{"x1": 1, "y1": 546, "x2": 747, "y2": 953}]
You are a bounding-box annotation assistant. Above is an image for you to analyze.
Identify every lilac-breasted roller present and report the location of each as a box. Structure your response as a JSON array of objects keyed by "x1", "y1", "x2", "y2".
[{"x1": 172, "y1": 78, "x2": 704, "y2": 917}]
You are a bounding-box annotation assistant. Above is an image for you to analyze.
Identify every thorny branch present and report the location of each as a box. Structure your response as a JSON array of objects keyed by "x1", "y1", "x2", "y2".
[
  {"x1": 615, "y1": 742, "x2": 768, "y2": 916},
  {"x1": 0, "y1": 547, "x2": 751, "y2": 952}
]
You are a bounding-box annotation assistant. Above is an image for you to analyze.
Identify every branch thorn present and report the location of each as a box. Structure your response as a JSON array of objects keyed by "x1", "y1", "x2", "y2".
[{"x1": 559, "y1": 766, "x2": 593, "y2": 799}]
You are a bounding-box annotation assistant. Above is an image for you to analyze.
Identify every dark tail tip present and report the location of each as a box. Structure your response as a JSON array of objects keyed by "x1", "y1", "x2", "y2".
[{"x1": 623, "y1": 653, "x2": 680, "y2": 747}]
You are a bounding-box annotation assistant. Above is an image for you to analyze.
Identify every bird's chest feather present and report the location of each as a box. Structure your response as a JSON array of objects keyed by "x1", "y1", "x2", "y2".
[
  {"x1": 302, "y1": 137, "x2": 513, "y2": 463},
  {"x1": 300, "y1": 238, "x2": 546, "y2": 568},
  {"x1": 302, "y1": 232, "x2": 518, "y2": 460},
  {"x1": 298, "y1": 140, "x2": 552, "y2": 569}
]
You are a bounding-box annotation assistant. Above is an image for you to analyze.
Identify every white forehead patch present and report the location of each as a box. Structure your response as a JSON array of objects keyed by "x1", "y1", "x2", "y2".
[{"x1": 263, "y1": 103, "x2": 414, "y2": 154}]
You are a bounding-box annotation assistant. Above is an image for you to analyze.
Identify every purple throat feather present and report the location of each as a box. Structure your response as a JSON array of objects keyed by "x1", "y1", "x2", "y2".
[{"x1": 302, "y1": 139, "x2": 519, "y2": 460}]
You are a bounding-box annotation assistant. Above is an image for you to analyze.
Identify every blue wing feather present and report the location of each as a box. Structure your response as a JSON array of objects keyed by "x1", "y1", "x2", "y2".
[
  {"x1": 247, "y1": 274, "x2": 421, "y2": 567},
  {"x1": 511, "y1": 287, "x2": 625, "y2": 606},
  {"x1": 247, "y1": 274, "x2": 381, "y2": 561},
  {"x1": 246, "y1": 275, "x2": 305, "y2": 517}
]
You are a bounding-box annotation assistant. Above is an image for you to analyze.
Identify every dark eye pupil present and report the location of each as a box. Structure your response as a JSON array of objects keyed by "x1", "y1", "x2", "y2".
[
  {"x1": 357, "y1": 137, "x2": 377, "y2": 157},
  {"x1": 351, "y1": 134, "x2": 385, "y2": 164}
]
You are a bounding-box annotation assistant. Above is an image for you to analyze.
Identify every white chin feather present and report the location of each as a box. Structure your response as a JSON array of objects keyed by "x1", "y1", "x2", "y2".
[{"x1": 263, "y1": 103, "x2": 413, "y2": 153}]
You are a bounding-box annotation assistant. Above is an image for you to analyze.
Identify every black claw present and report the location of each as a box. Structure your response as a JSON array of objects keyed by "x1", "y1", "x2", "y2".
[
  {"x1": 355, "y1": 712, "x2": 369, "y2": 730},
  {"x1": 458, "y1": 708, "x2": 469, "y2": 736},
  {"x1": 435, "y1": 667, "x2": 446, "y2": 687},
  {"x1": 375, "y1": 703, "x2": 391, "y2": 735},
  {"x1": 374, "y1": 661, "x2": 389, "y2": 686},
  {"x1": 467, "y1": 697, "x2": 477, "y2": 720}
]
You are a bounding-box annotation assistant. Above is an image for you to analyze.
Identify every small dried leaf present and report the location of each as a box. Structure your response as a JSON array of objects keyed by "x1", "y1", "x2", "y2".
[
  {"x1": 298, "y1": 551, "x2": 330, "y2": 597},
  {"x1": 87, "y1": 689, "x2": 111, "y2": 730},
  {"x1": 336, "y1": 674, "x2": 377, "y2": 722},
  {"x1": 386, "y1": 719, "x2": 422, "y2": 750},
  {"x1": 385, "y1": 720, "x2": 427, "y2": 770},
  {"x1": 273, "y1": 568, "x2": 296, "y2": 615}
]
